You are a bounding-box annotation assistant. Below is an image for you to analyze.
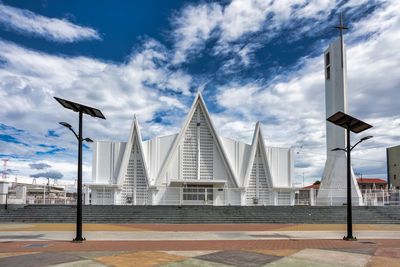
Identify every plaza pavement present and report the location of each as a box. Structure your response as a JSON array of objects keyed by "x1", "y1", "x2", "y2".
[{"x1": 0, "y1": 223, "x2": 399, "y2": 266}]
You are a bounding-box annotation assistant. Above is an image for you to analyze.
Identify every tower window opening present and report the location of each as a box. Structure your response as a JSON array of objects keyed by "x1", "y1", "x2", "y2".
[
  {"x1": 326, "y1": 66, "x2": 330, "y2": 80},
  {"x1": 325, "y1": 52, "x2": 330, "y2": 80},
  {"x1": 325, "y1": 52, "x2": 330, "y2": 66}
]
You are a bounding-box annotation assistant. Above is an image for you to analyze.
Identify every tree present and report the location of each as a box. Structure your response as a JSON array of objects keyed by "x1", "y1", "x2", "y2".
[{"x1": 313, "y1": 180, "x2": 321, "y2": 185}]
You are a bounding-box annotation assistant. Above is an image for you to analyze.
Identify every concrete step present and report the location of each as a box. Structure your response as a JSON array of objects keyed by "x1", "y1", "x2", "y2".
[{"x1": 1, "y1": 205, "x2": 399, "y2": 224}]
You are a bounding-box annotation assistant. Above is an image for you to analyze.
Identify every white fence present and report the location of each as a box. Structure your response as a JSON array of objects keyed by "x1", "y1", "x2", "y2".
[
  {"x1": 5, "y1": 193, "x2": 76, "y2": 205},
  {"x1": 89, "y1": 186, "x2": 295, "y2": 206},
  {"x1": 4, "y1": 186, "x2": 400, "y2": 206},
  {"x1": 295, "y1": 188, "x2": 400, "y2": 206}
]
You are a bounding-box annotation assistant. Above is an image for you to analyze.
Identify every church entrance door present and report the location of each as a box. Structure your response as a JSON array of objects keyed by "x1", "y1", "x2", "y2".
[{"x1": 183, "y1": 185, "x2": 213, "y2": 205}]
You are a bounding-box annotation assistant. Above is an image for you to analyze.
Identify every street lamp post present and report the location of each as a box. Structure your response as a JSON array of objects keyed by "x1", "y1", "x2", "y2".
[
  {"x1": 328, "y1": 111, "x2": 372, "y2": 241},
  {"x1": 59, "y1": 120, "x2": 93, "y2": 241},
  {"x1": 55, "y1": 97, "x2": 105, "y2": 242}
]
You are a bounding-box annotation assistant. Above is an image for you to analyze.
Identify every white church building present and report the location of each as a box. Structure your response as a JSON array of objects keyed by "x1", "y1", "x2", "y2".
[{"x1": 87, "y1": 93, "x2": 295, "y2": 206}]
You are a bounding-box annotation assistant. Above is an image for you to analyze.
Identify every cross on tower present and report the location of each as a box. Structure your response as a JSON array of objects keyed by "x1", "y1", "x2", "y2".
[{"x1": 333, "y1": 13, "x2": 349, "y2": 68}]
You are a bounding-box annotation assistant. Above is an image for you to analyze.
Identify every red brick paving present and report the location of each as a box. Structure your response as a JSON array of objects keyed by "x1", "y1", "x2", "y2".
[
  {"x1": 375, "y1": 248, "x2": 400, "y2": 258},
  {"x1": 0, "y1": 239, "x2": 398, "y2": 253}
]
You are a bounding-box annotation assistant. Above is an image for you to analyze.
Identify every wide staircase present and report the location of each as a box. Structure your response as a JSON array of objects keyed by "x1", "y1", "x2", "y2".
[{"x1": 1, "y1": 205, "x2": 400, "y2": 224}]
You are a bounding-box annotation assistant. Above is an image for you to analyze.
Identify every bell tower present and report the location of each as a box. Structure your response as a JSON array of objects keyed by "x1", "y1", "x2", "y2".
[{"x1": 317, "y1": 15, "x2": 363, "y2": 205}]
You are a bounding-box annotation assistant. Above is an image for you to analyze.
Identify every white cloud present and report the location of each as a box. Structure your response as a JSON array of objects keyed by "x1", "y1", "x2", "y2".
[
  {"x1": 215, "y1": 54, "x2": 324, "y2": 147},
  {"x1": 1, "y1": 0, "x2": 398, "y2": 187},
  {"x1": 0, "y1": 38, "x2": 193, "y2": 180},
  {"x1": 0, "y1": 3, "x2": 100, "y2": 42},
  {"x1": 212, "y1": 1, "x2": 400, "y2": 183},
  {"x1": 6, "y1": 158, "x2": 91, "y2": 184},
  {"x1": 171, "y1": 3, "x2": 222, "y2": 64},
  {"x1": 218, "y1": 0, "x2": 270, "y2": 42},
  {"x1": 169, "y1": 0, "x2": 302, "y2": 65},
  {"x1": 171, "y1": 0, "x2": 381, "y2": 71}
]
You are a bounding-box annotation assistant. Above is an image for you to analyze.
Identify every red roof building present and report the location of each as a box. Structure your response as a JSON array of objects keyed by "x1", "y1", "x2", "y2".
[
  {"x1": 303, "y1": 184, "x2": 321, "y2": 189},
  {"x1": 302, "y1": 178, "x2": 387, "y2": 190},
  {"x1": 356, "y1": 178, "x2": 387, "y2": 190},
  {"x1": 297, "y1": 178, "x2": 389, "y2": 205}
]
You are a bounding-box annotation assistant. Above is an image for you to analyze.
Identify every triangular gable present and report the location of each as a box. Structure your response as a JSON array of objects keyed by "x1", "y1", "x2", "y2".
[
  {"x1": 116, "y1": 115, "x2": 150, "y2": 186},
  {"x1": 156, "y1": 92, "x2": 239, "y2": 187},
  {"x1": 243, "y1": 121, "x2": 274, "y2": 188}
]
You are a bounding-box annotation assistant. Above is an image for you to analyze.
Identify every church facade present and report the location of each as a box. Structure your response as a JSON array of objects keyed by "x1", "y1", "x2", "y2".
[{"x1": 87, "y1": 93, "x2": 295, "y2": 206}]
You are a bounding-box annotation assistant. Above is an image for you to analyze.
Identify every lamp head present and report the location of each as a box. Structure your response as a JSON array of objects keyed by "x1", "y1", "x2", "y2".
[
  {"x1": 360, "y1": 136, "x2": 373, "y2": 142},
  {"x1": 59, "y1": 122, "x2": 72, "y2": 129},
  {"x1": 83, "y1": 138, "x2": 93, "y2": 143},
  {"x1": 331, "y1": 148, "x2": 342, "y2": 151}
]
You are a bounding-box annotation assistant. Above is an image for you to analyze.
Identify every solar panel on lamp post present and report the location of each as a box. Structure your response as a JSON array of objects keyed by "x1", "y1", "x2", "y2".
[
  {"x1": 55, "y1": 97, "x2": 105, "y2": 242},
  {"x1": 327, "y1": 111, "x2": 372, "y2": 241}
]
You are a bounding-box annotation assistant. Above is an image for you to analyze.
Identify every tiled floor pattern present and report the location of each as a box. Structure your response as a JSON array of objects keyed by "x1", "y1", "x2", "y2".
[{"x1": 0, "y1": 248, "x2": 399, "y2": 266}]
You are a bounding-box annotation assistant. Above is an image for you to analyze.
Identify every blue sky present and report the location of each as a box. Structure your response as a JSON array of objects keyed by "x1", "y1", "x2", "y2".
[{"x1": 0, "y1": 0, "x2": 399, "y2": 185}]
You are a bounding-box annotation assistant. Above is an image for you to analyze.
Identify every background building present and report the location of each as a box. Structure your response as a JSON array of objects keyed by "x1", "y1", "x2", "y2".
[
  {"x1": 0, "y1": 178, "x2": 76, "y2": 205},
  {"x1": 387, "y1": 145, "x2": 400, "y2": 189},
  {"x1": 299, "y1": 178, "x2": 389, "y2": 206},
  {"x1": 357, "y1": 178, "x2": 387, "y2": 191}
]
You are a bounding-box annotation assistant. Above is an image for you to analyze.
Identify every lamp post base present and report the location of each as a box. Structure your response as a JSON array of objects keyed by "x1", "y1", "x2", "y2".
[
  {"x1": 72, "y1": 237, "x2": 86, "y2": 243},
  {"x1": 343, "y1": 236, "x2": 357, "y2": 241}
]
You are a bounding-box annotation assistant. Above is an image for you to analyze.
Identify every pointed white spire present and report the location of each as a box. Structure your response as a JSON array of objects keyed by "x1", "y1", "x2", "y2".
[
  {"x1": 116, "y1": 115, "x2": 149, "y2": 186},
  {"x1": 243, "y1": 121, "x2": 273, "y2": 188},
  {"x1": 156, "y1": 91, "x2": 239, "y2": 187}
]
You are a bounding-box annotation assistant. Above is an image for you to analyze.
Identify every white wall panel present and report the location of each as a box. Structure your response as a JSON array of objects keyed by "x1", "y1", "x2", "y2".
[
  {"x1": 220, "y1": 136, "x2": 251, "y2": 185},
  {"x1": 92, "y1": 141, "x2": 126, "y2": 184},
  {"x1": 266, "y1": 147, "x2": 294, "y2": 187},
  {"x1": 143, "y1": 134, "x2": 177, "y2": 184}
]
